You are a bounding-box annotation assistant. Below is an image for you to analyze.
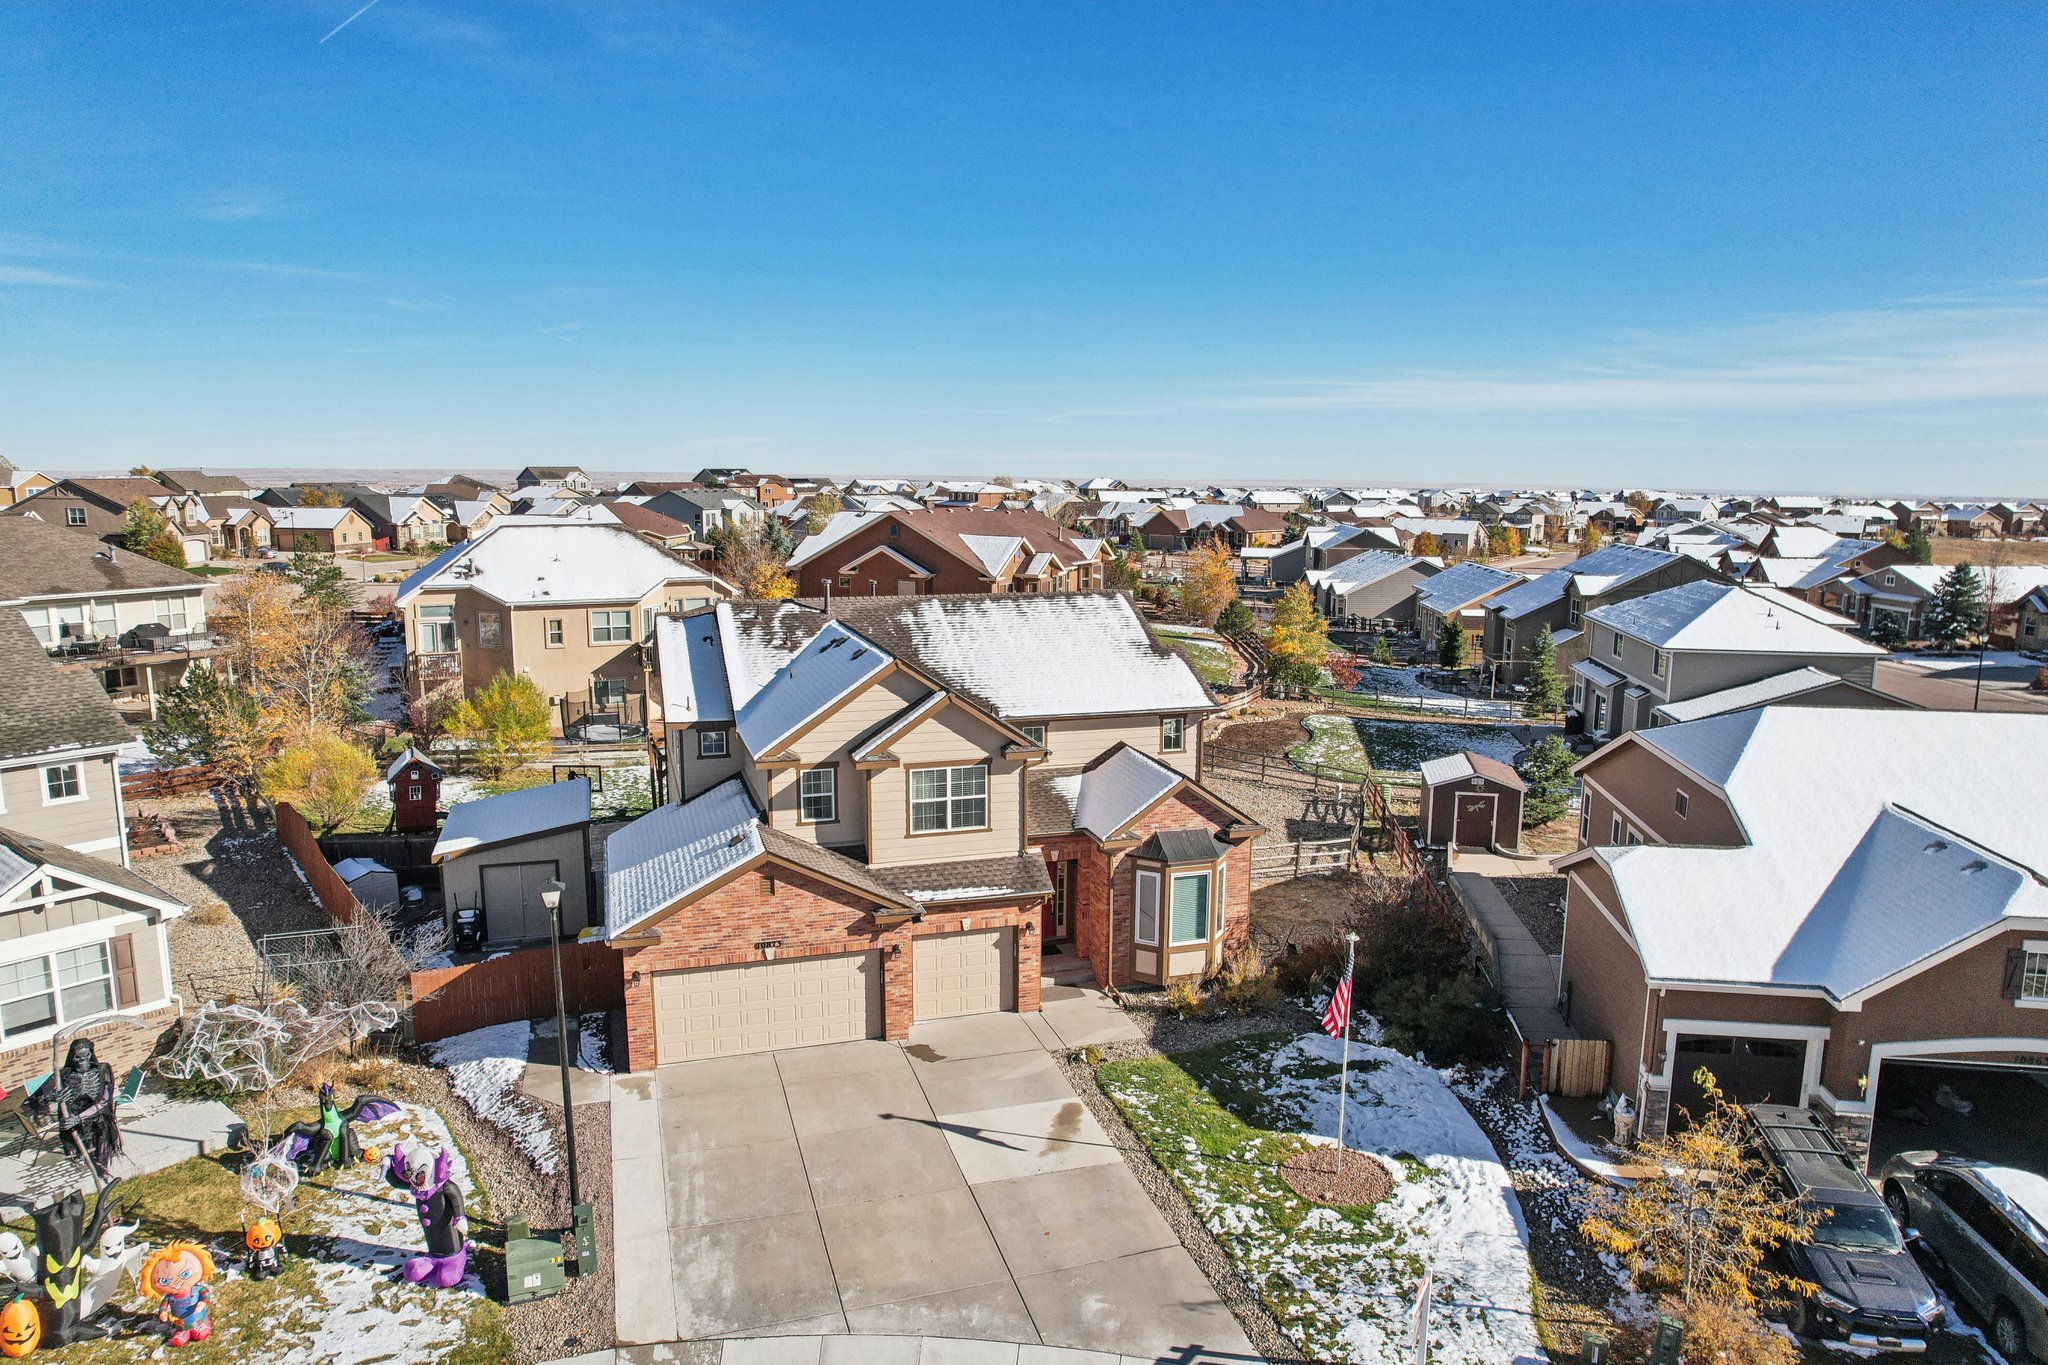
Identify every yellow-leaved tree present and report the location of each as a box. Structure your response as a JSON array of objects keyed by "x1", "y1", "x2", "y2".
[
  {"x1": 446, "y1": 671, "x2": 552, "y2": 777},
  {"x1": 1578, "y1": 525, "x2": 1605, "y2": 558},
  {"x1": 1579, "y1": 1069, "x2": 1815, "y2": 1356},
  {"x1": 212, "y1": 573, "x2": 370, "y2": 743},
  {"x1": 1264, "y1": 583, "x2": 1329, "y2": 692},
  {"x1": 261, "y1": 731, "x2": 377, "y2": 833},
  {"x1": 1174, "y1": 541, "x2": 1236, "y2": 627}
]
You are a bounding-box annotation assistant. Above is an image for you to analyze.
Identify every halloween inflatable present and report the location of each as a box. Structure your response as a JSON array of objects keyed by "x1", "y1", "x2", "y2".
[
  {"x1": 242, "y1": 1215, "x2": 284, "y2": 1281},
  {"x1": 139, "y1": 1241, "x2": 216, "y2": 1347},
  {"x1": 386, "y1": 1141, "x2": 468, "y2": 1288},
  {"x1": 32, "y1": 1179, "x2": 125, "y2": 1346},
  {"x1": 276, "y1": 1082, "x2": 400, "y2": 1177},
  {"x1": 0, "y1": 1296, "x2": 39, "y2": 1359}
]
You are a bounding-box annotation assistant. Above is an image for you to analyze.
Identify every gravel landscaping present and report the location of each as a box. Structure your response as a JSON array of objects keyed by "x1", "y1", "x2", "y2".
[{"x1": 1493, "y1": 875, "x2": 1566, "y2": 956}]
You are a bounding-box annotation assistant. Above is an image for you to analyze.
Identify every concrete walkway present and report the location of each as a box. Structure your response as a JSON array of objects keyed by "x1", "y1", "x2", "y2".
[
  {"x1": 1448, "y1": 852, "x2": 1572, "y2": 1044},
  {"x1": 550, "y1": 1334, "x2": 1261, "y2": 1365},
  {"x1": 612, "y1": 1007, "x2": 1249, "y2": 1359}
]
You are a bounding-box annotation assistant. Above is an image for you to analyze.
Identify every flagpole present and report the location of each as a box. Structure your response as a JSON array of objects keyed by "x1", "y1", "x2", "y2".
[{"x1": 1334, "y1": 930, "x2": 1358, "y2": 1175}]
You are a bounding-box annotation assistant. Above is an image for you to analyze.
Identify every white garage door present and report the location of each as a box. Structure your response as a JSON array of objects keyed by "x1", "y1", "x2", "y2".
[
  {"x1": 914, "y1": 928, "x2": 1012, "y2": 1021},
  {"x1": 652, "y1": 951, "x2": 880, "y2": 1063}
]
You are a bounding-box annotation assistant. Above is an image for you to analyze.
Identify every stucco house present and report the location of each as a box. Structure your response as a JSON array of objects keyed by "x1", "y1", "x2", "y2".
[
  {"x1": 394, "y1": 519, "x2": 731, "y2": 736},
  {"x1": 788, "y1": 508, "x2": 1104, "y2": 597},
  {"x1": 1558, "y1": 709, "x2": 2048, "y2": 1169},
  {"x1": 605, "y1": 592, "x2": 1258, "y2": 1067}
]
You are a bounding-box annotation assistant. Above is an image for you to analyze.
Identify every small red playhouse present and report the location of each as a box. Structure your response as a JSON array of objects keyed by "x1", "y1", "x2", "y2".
[{"x1": 386, "y1": 746, "x2": 444, "y2": 834}]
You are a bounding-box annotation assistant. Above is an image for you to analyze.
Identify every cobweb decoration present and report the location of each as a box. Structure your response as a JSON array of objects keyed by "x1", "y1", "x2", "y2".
[
  {"x1": 240, "y1": 1145, "x2": 301, "y2": 1215},
  {"x1": 155, "y1": 998, "x2": 401, "y2": 1094}
]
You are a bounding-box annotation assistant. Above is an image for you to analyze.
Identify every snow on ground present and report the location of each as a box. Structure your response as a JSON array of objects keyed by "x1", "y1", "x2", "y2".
[
  {"x1": 1350, "y1": 666, "x2": 1522, "y2": 719},
  {"x1": 267, "y1": 1101, "x2": 485, "y2": 1364},
  {"x1": 1894, "y1": 649, "x2": 2042, "y2": 674},
  {"x1": 533, "y1": 1011, "x2": 616, "y2": 1073},
  {"x1": 1108, "y1": 1031, "x2": 1543, "y2": 1365},
  {"x1": 1295, "y1": 714, "x2": 1528, "y2": 775},
  {"x1": 427, "y1": 1020, "x2": 560, "y2": 1175},
  {"x1": 364, "y1": 633, "x2": 408, "y2": 725},
  {"x1": 116, "y1": 734, "x2": 162, "y2": 774}
]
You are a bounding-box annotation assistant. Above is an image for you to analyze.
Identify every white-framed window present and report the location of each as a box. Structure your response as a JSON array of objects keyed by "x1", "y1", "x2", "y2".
[
  {"x1": 1168, "y1": 870, "x2": 1212, "y2": 944},
  {"x1": 44, "y1": 763, "x2": 84, "y2": 804},
  {"x1": 545, "y1": 617, "x2": 564, "y2": 647},
  {"x1": 698, "y1": 729, "x2": 728, "y2": 758},
  {"x1": 591, "y1": 609, "x2": 632, "y2": 644},
  {"x1": 909, "y1": 764, "x2": 988, "y2": 833},
  {"x1": 2019, "y1": 945, "x2": 2048, "y2": 1004},
  {"x1": 642, "y1": 605, "x2": 657, "y2": 639},
  {"x1": 154, "y1": 597, "x2": 191, "y2": 632},
  {"x1": 407, "y1": 785, "x2": 423, "y2": 802},
  {"x1": 1135, "y1": 869, "x2": 1160, "y2": 946},
  {"x1": 1567, "y1": 599, "x2": 1581, "y2": 626},
  {"x1": 1579, "y1": 802, "x2": 1591, "y2": 844},
  {"x1": 1673, "y1": 789, "x2": 1688, "y2": 818},
  {"x1": 1883, "y1": 573, "x2": 1897, "y2": 587},
  {"x1": 0, "y1": 942, "x2": 113, "y2": 1040},
  {"x1": 1652, "y1": 649, "x2": 1667, "y2": 679},
  {"x1": 1626, "y1": 827, "x2": 1642, "y2": 845},
  {"x1": 417, "y1": 605, "x2": 456, "y2": 654},
  {"x1": 477, "y1": 611, "x2": 502, "y2": 649},
  {"x1": 66, "y1": 507, "x2": 86, "y2": 527},
  {"x1": 1160, "y1": 716, "x2": 1186, "y2": 753},
  {"x1": 1019, "y1": 724, "x2": 1045, "y2": 747},
  {"x1": 798, "y1": 766, "x2": 837, "y2": 824},
  {"x1": 1610, "y1": 815, "x2": 1623, "y2": 844}
]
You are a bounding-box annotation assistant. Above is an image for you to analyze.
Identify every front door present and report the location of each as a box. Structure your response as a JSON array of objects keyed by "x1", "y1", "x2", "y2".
[
  {"x1": 1454, "y1": 794, "x2": 1493, "y2": 848},
  {"x1": 1042, "y1": 859, "x2": 1074, "y2": 941}
]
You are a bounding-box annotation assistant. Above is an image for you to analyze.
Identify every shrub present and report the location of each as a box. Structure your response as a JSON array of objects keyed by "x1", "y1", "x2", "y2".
[
  {"x1": 2031, "y1": 666, "x2": 2048, "y2": 692},
  {"x1": 1216, "y1": 598, "x2": 1254, "y2": 635},
  {"x1": 261, "y1": 731, "x2": 377, "y2": 833},
  {"x1": 1212, "y1": 950, "x2": 1281, "y2": 1016},
  {"x1": 1164, "y1": 981, "x2": 1205, "y2": 1019},
  {"x1": 190, "y1": 902, "x2": 234, "y2": 928},
  {"x1": 1370, "y1": 968, "x2": 1501, "y2": 1062},
  {"x1": 1274, "y1": 938, "x2": 1346, "y2": 996},
  {"x1": 1666, "y1": 1298, "x2": 1802, "y2": 1365},
  {"x1": 446, "y1": 670, "x2": 551, "y2": 777}
]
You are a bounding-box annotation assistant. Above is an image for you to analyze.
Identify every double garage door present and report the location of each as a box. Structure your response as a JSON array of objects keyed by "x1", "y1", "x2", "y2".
[{"x1": 649, "y1": 929, "x2": 1015, "y2": 1063}]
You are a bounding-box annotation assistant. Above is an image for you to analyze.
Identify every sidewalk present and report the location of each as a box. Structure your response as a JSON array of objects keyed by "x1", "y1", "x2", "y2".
[
  {"x1": 1448, "y1": 852, "x2": 1572, "y2": 1044},
  {"x1": 550, "y1": 1334, "x2": 1263, "y2": 1365}
]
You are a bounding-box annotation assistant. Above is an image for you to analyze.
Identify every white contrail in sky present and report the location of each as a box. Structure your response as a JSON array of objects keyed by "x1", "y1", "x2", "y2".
[{"x1": 320, "y1": 0, "x2": 385, "y2": 43}]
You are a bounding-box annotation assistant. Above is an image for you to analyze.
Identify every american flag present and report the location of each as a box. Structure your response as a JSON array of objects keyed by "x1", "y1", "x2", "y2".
[{"x1": 1321, "y1": 970, "x2": 1352, "y2": 1040}]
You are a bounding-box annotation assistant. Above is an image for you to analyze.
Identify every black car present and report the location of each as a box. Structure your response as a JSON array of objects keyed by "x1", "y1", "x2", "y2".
[{"x1": 1750, "y1": 1104, "x2": 1943, "y2": 1352}]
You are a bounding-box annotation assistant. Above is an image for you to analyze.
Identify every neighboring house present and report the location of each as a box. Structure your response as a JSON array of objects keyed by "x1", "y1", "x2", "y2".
[
  {"x1": 1836, "y1": 563, "x2": 2048, "y2": 641},
  {"x1": 1557, "y1": 709, "x2": 2048, "y2": 1167},
  {"x1": 1305, "y1": 551, "x2": 1438, "y2": 625},
  {"x1": 643, "y1": 489, "x2": 765, "y2": 539},
  {"x1": 1651, "y1": 497, "x2": 1723, "y2": 525},
  {"x1": 787, "y1": 508, "x2": 1104, "y2": 597},
  {"x1": 616, "y1": 592, "x2": 1254, "y2": 1066},
  {"x1": 1573, "y1": 582, "x2": 1896, "y2": 741},
  {"x1": 438, "y1": 498, "x2": 502, "y2": 544},
  {"x1": 433, "y1": 778, "x2": 593, "y2": 947},
  {"x1": 1889, "y1": 501, "x2": 1943, "y2": 534},
  {"x1": 728, "y1": 474, "x2": 796, "y2": 506},
  {"x1": 1411, "y1": 562, "x2": 1526, "y2": 644},
  {"x1": 0, "y1": 518, "x2": 218, "y2": 719},
  {"x1": 1, "y1": 477, "x2": 173, "y2": 543},
  {"x1": 1741, "y1": 535, "x2": 1909, "y2": 609},
  {"x1": 196, "y1": 496, "x2": 275, "y2": 556},
  {"x1": 350, "y1": 494, "x2": 450, "y2": 550},
  {"x1": 620, "y1": 479, "x2": 703, "y2": 497},
  {"x1": 1389, "y1": 517, "x2": 1483, "y2": 555},
  {"x1": 268, "y1": 506, "x2": 376, "y2": 553},
  {"x1": 1132, "y1": 504, "x2": 1236, "y2": 552},
  {"x1": 0, "y1": 612, "x2": 135, "y2": 863},
  {"x1": 1992, "y1": 502, "x2": 2043, "y2": 539},
  {"x1": 0, "y1": 456, "x2": 54, "y2": 510},
  {"x1": 2018, "y1": 588, "x2": 2048, "y2": 649},
  {"x1": 154, "y1": 469, "x2": 253, "y2": 497},
  {"x1": 1222, "y1": 511, "x2": 1289, "y2": 550},
  {"x1": 1482, "y1": 543, "x2": 1717, "y2": 683},
  {"x1": 422, "y1": 476, "x2": 503, "y2": 501},
  {"x1": 1305, "y1": 522, "x2": 1402, "y2": 571},
  {"x1": 394, "y1": 520, "x2": 731, "y2": 736},
  {"x1": 1941, "y1": 505, "x2": 2004, "y2": 539},
  {"x1": 602, "y1": 501, "x2": 704, "y2": 556},
  {"x1": 514, "y1": 466, "x2": 596, "y2": 495}
]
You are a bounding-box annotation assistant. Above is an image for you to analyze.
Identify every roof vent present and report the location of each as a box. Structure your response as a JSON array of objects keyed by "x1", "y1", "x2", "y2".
[
  {"x1": 1923, "y1": 840, "x2": 1949, "y2": 854},
  {"x1": 1960, "y1": 859, "x2": 1988, "y2": 875}
]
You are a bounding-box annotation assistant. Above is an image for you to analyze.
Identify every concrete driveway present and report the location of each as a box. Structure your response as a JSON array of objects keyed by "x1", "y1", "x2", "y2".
[{"x1": 613, "y1": 1013, "x2": 1255, "y2": 1360}]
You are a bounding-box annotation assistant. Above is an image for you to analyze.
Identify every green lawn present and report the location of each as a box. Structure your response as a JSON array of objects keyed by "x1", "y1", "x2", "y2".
[
  {"x1": 1097, "y1": 1035, "x2": 1416, "y2": 1358},
  {"x1": 1161, "y1": 632, "x2": 1233, "y2": 686}
]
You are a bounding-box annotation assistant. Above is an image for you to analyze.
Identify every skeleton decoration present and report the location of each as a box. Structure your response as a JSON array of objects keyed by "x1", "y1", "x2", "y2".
[{"x1": 154, "y1": 999, "x2": 400, "y2": 1096}]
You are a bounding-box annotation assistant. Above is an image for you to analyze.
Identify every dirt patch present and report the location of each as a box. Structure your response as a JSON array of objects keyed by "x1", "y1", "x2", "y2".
[
  {"x1": 1281, "y1": 1146, "x2": 1394, "y2": 1207},
  {"x1": 1519, "y1": 814, "x2": 1581, "y2": 857},
  {"x1": 1247, "y1": 872, "x2": 1360, "y2": 960},
  {"x1": 1212, "y1": 712, "x2": 1312, "y2": 758},
  {"x1": 1494, "y1": 875, "x2": 1566, "y2": 956}
]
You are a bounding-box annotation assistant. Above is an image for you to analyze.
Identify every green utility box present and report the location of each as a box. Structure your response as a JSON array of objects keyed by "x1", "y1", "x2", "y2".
[
  {"x1": 1646, "y1": 1315, "x2": 1683, "y2": 1365},
  {"x1": 569, "y1": 1202, "x2": 597, "y2": 1274},
  {"x1": 505, "y1": 1217, "x2": 565, "y2": 1304}
]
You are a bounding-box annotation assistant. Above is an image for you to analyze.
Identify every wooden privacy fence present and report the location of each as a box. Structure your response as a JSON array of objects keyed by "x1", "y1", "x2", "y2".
[
  {"x1": 276, "y1": 802, "x2": 372, "y2": 929},
  {"x1": 408, "y1": 942, "x2": 625, "y2": 1044},
  {"x1": 318, "y1": 831, "x2": 439, "y2": 874},
  {"x1": 1544, "y1": 1038, "x2": 1612, "y2": 1099},
  {"x1": 121, "y1": 764, "x2": 223, "y2": 800}
]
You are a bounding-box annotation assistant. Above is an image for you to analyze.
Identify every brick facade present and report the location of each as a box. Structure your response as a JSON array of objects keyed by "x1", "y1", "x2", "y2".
[
  {"x1": 612, "y1": 855, "x2": 1042, "y2": 1072},
  {"x1": 0, "y1": 1004, "x2": 182, "y2": 1094}
]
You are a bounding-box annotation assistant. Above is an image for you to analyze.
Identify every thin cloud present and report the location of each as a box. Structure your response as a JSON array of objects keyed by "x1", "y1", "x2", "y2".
[
  {"x1": 190, "y1": 192, "x2": 284, "y2": 223},
  {"x1": 207, "y1": 260, "x2": 365, "y2": 281},
  {"x1": 0, "y1": 265, "x2": 100, "y2": 288},
  {"x1": 378, "y1": 295, "x2": 448, "y2": 312},
  {"x1": 538, "y1": 320, "x2": 584, "y2": 341},
  {"x1": 320, "y1": 0, "x2": 385, "y2": 43}
]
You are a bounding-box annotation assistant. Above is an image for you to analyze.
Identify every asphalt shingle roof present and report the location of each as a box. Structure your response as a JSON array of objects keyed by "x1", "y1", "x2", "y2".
[{"x1": 0, "y1": 612, "x2": 132, "y2": 764}]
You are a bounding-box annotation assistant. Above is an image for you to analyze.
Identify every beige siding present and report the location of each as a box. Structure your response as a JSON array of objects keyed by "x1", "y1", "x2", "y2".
[
  {"x1": 1039, "y1": 713, "x2": 1198, "y2": 778},
  {"x1": 762, "y1": 671, "x2": 927, "y2": 846},
  {"x1": 438, "y1": 827, "x2": 591, "y2": 937},
  {"x1": 0, "y1": 755, "x2": 123, "y2": 856},
  {"x1": 866, "y1": 703, "x2": 1025, "y2": 867},
  {"x1": 0, "y1": 890, "x2": 133, "y2": 943}
]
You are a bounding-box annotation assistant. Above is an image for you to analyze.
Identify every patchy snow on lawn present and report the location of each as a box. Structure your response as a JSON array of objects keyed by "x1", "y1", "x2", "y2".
[
  {"x1": 270, "y1": 1101, "x2": 485, "y2": 1364},
  {"x1": 1296, "y1": 714, "x2": 1528, "y2": 776},
  {"x1": 1351, "y1": 666, "x2": 1522, "y2": 720},
  {"x1": 428, "y1": 1019, "x2": 560, "y2": 1174},
  {"x1": 1894, "y1": 649, "x2": 2040, "y2": 674},
  {"x1": 533, "y1": 1010, "x2": 616, "y2": 1074}
]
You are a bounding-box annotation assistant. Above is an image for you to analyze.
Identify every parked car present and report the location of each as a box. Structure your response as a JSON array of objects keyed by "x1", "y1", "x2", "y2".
[
  {"x1": 1749, "y1": 1105, "x2": 1942, "y2": 1352},
  {"x1": 1880, "y1": 1151, "x2": 2048, "y2": 1362}
]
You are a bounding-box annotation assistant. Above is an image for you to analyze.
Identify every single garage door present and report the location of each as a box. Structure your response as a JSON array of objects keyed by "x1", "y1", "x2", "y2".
[
  {"x1": 914, "y1": 928, "x2": 1013, "y2": 1021},
  {"x1": 481, "y1": 860, "x2": 560, "y2": 945},
  {"x1": 653, "y1": 951, "x2": 880, "y2": 1063},
  {"x1": 1671, "y1": 1033, "x2": 1807, "y2": 1125}
]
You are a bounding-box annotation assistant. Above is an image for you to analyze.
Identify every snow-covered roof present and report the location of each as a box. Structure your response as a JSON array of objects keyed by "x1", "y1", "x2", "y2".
[
  {"x1": 1648, "y1": 666, "x2": 1855, "y2": 725},
  {"x1": 394, "y1": 520, "x2": 723, "y2": 607},
  {"x1": 1070, "y1": 746, "x2": 1184, "y2": 840},
  {"x1": 1413, "y1": 562, "x2": 1525, "y2": 614},
  {"x1": 1487, "y1": 544, "x2": 1682, "y2": 620},
  {"x1": 1391, "y1": 516, "x2": 1480, "y2": 537},
  {"x1": 268, "y1": 507, "x2": 359, "y2": 530},
  {"x1": 1570, "y1": 658, "x2": 1625, "y2": 689},
  {"x1": 385, "y1": 746, "x2": 442, "y2": 782},
  {"x1": 1841, "y1": 562, "x2": 2048, "y2": 605},
  {"x1": 1307, "y1": 550, "x2": 1424, "y2": 592},
  {"x1": 655, "y1": 611, "x2": 736, "y2": 724},
  {"x1": 957, "y1": 534, "x2": 1024, "y2": 577},
  {"x1": 1586, "y1": 582, "x2": 1879, "y2": 656},
  {"x1": 432, "y1": 778, "x2": 590, "y2": 860},
  {"x1": 603, "y1": 778, "x2": 761, "y2": 936},
  {"x1": 1418, "y1": 750, "x2": 1524, "y2": 790},
  {"x1": 331, "y1": 857, "x2": 391, "y2": 882},
  {"x1": 733, "y1": 618, "x2": 893, "y2": 756},
  {"x1": 1575, "y1": 710, "x2": 2048, "y2": 1000}
]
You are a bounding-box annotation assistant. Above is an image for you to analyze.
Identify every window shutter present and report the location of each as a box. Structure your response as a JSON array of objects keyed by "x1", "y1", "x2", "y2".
[
  {"x1": 2004, "y1": 948, "x2": 2026, "y2": 1001},
  {"x1": 110, "y1": 934, "x2": 139, "y2": 1009}
]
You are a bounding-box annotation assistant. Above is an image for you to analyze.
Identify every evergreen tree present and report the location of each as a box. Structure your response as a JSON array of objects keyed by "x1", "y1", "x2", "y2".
[
  {"x1": 1436, "y1": 616, "x2": 1468, "y2": 668},
  {"x1": 1369, "y1": 634, "x2": 1396, "y2": 667},
  {"x1": 1926, "y1": 562, "x2": 1986, "y2": 647},
  {"x1": 1215, "y1": 597, "x2": 1254, "y2": 636},
  {"x1": 760, "y1": 515, "x2": 796, "y2": 557},
  {"x1": 1867, "y1": 612, "x2": 1908, "y2": 649},
  {"x1": 287, "y1": 546, "x2": 356, "y2": 610},
  {"x1": 1905, "y1": 527, "x2": 1934, "y2": 564},
  {"x1": 1517, "y1": 735, "x2": 1576, "y2": 827},
  {"x1": 1523, "y1": 625, "x2": 1565, "y2": 714}
]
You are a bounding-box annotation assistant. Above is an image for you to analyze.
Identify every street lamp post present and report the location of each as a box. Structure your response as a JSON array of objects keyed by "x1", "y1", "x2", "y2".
[{"x1": 538, "y1": 878, "x2": 588, "y2": 1275}]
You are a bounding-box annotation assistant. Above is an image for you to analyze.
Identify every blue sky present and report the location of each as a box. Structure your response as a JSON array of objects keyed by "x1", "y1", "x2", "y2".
[{"x1": 2, "y1": 2, "x2": 2043, "y2": 493}]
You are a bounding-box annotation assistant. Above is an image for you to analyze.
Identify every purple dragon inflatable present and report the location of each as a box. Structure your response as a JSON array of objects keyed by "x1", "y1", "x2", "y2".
[{"x1": 385, "y1": 1141, "x2": 468, "y2": 1288}]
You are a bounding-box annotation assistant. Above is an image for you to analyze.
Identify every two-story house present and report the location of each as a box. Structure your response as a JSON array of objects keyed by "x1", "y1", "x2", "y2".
[
  {"x1": 0, "y1": 456, "x2": 53, "y2": 510},
  {"x1": 1571, "y1": 582, "x2": 1899, "y2": 740},
  {"x1": 608, "y1": 592, "x2": 1257, "y2": 1066},
  {"x1": 0, "y1": 519, "x2": 218, "y2": 719},
  {"x1": 349, "y1": 494, "x2": 450, "y2": 550},
  {"x1": 515, "y1": 466, "x2": 597, "y2": 495},
  {"x1": 1, "y1": 477, "x2": 174, "y2": 543},
  {"x1": 788, "y1": 508, "x2": 1105, "y2": 597},
  {"x1": 1411, "y1": 562, "x2": 1526, "y2": 644},
  {"x1": 394, "y1": 520, "x2": 732, "y2": 735},
  {"x1": 644, "y1": 489, "x2": 766, "y2": 540},
  {"x1": 1481, "y1": 543, "x2": 1716, "y2": 685},
  {"x1": 1557, "y1": 709, "x2": 2048, "y2": 1167},
  {"x1": 1835, "y1": 563, "x2": 2048, "y2": 642}
]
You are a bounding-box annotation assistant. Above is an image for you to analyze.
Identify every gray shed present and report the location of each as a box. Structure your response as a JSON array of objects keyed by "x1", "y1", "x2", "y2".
[
  {"x1": 332, "y1": 856, "x2": 400, "y2": 914},
  {"x1": 432, "y1": 778, "x2": 593, "y2": 946}
]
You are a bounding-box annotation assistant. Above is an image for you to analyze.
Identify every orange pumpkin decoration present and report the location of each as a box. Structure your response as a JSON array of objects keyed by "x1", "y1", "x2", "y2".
[
  {"x1": 0, "y1": 1294, "x2": 40, "y2": 1358},
  {"x1": 244, "y1": 1217, "x2": 281, "y2": 1252},
  {"x1": 360, "y1": 1147, "x2": 382, "y2": 1166}
]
